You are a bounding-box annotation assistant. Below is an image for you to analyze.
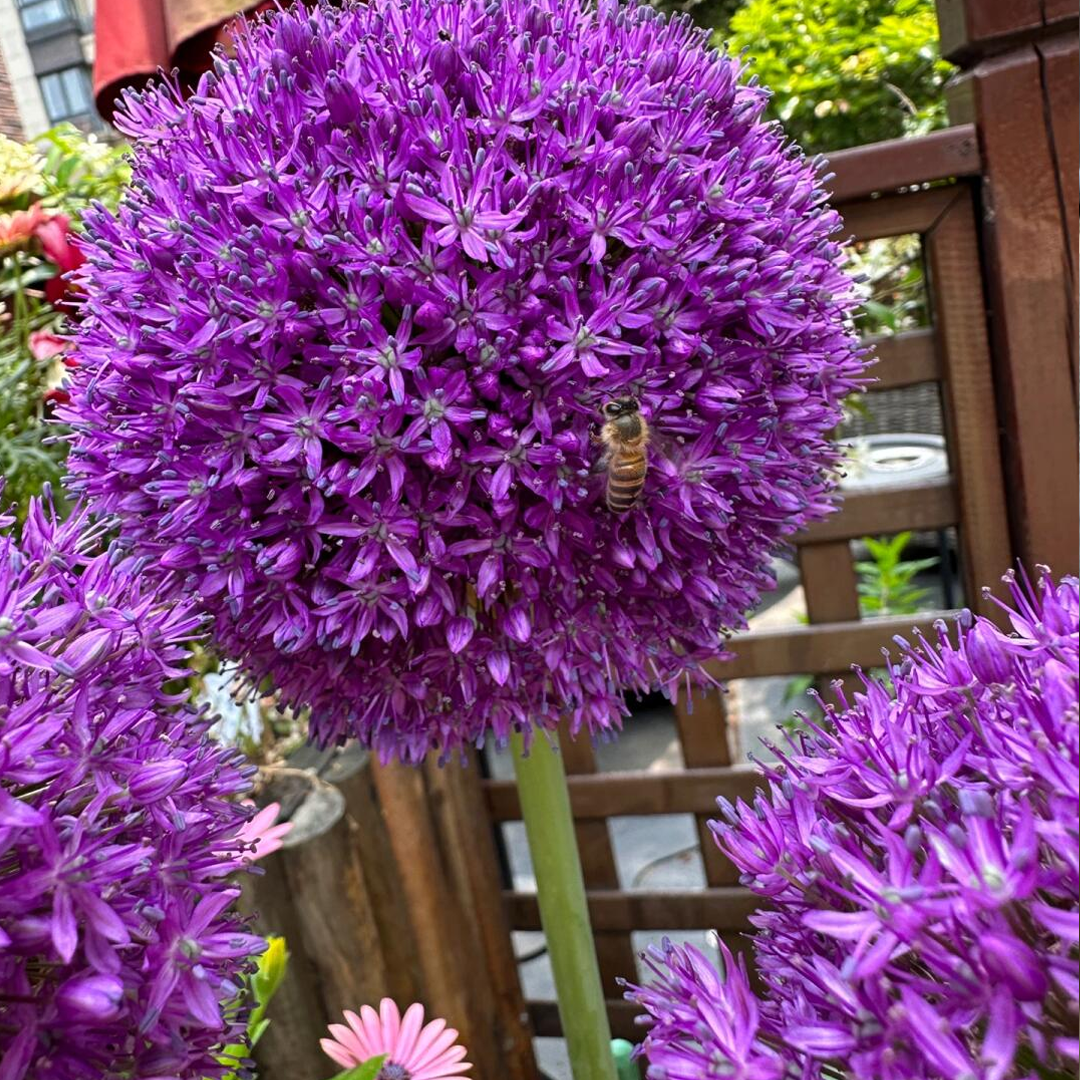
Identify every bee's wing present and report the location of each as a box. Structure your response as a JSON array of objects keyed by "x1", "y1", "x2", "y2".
[{"x1": 644, "y1": 424, "x2": 686, "y2": 468}]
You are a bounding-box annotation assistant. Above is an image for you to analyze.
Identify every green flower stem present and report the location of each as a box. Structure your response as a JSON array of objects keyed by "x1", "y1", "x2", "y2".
[{"x1": 510, "y1": 727, "x2": 617, "y2": 1080}]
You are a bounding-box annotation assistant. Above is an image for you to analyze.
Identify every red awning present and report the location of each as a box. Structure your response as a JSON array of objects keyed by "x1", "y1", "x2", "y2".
[{"x1": 93, "y1": 0, "x2": 271, "y2": 122}]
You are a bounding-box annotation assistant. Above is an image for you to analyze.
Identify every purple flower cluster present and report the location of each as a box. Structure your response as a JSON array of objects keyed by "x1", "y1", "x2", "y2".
[
  {"x1": 631, "y1": 938, "x2": 796, "y2": 1080},
  {"x1": 64, "y1": 0, "x2": 863, "y2": 762},
  {"x1": 0, "y1": 497, "x2": 264, "y2": 1079},
  {"x1": 627, "y1": 569, "x2": 1079, "y2": 1080}
]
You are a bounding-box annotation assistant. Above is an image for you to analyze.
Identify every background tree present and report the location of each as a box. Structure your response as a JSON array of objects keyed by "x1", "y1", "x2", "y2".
[
  {"x1": 652, "y1": 0, "x2": 950, "y2": 155},
  {"x1": 724, "y1": 0, "x2": 950, "y2": 153}
]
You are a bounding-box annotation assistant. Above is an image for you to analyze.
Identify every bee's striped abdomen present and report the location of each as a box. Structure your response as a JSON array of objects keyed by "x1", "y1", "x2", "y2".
[{"x1": 606, "y1": 449, "x2": 647, "y2": 512}]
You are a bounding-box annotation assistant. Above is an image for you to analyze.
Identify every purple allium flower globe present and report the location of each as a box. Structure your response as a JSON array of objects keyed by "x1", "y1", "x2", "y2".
[
  {"x1": 0, "y1": 497, "x2": 264, "y2": 1079},
  {"x1": 65, "y1": 0, "x2": 864, "y2": 762},
  {"x1": 627, "y1": 569, "x2": 1080, "y2": 1080}
]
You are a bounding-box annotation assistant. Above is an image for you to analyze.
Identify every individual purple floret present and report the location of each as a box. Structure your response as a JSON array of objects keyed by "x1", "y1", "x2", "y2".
[
  {"x1": 64, "y1": 0, "x2": 864, "y2": 763},
  {"x1": 0, "y1": 495, "x2": 264, "y2": 1080},
  {"x1": 629, "y1": 938, "x2": 796, "y2": 1080},
  {"x1": 627, "y1": 569, "x2": 1079, "y2": 1080}
]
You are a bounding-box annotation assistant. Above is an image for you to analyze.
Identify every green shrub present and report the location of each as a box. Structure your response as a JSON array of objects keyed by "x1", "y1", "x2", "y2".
[
  {"x1": 724, "y1": 0, "x2": 951, "y2": 153},
  {"x1": 0, "y1": 126, "x2": 129, "y2": 519}
]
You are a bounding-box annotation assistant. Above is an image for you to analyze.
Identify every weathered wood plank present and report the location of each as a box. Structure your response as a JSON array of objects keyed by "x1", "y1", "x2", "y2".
[
  {"x1": 425, "y1": 756, "x2": 540, "y2": 1080},
  {"x1": 1037, "y1": 35, "x2": 1079, "y2": 388},
  {"x1": 372, "y1": 761, "x2": 524, "y2": 1079},
  {"x1": 935, "y1": 0, "x2": 1046, "y2": 61},
  {"x1": 860, "y1": 329, "x2": 942, "y2": 391},
  {"x1": 327, "y1": 747, "x2": 424, "y2": 1006},
  {"x1": 530, "y1": 1000, "x2": 642, "y2": 1042},
  {"x1": 925, "y1": 191, "x2": 1015, "y2": 616},
  {"x1": 506, "y1": 888, "x2": 758, "y2": 933},
  {"x1": 840, "y1": 186, "x2": 960, "y2": 243},
  {"x1": 673, "y1": 686, "x2": 740, "y2": 886},
  {"x1": 239, "y1": 838, "x2": 332, "y2": 1079},
  {"x1": 711, "y1": 611, "x2": 958, "y2": 682},
  {"x1": 484, "y1": 765, "x2": 764, "y2": 821},
  {"x1": 947, "y1": 44, "x2": 1078, "y2": 575},
  {"x1": 798, "y1": 541, "x2": 864, "y2": 706},
  {"x1": 827, "y1": 125, "x2": 980, "y2": 203},
  {"x1": 799, "y1": 479, "x2": 958, "y2": 545}
]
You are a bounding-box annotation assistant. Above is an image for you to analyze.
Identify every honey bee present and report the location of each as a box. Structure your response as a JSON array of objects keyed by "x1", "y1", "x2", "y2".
[{"x1": 596, "y1": 396, "x2": 649, "y2": 513}]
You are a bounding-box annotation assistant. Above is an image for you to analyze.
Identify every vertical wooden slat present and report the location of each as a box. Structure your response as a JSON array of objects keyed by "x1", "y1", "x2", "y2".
[
  {"x1": 799, "y1": 543, "x2": 860, "y2": 625},
  {"x1": 937, "y1": 11, "x2": 1079, "y2": 575},
  {"x1": 935, "y1": 0, "x2": 1045, "y2": 58},
  {"x1": 672, "y1": 689, "x2": 740, "y2": 885},
  {"x1": 557, "y1": 720, "x2": 640, "y2": 994},
  {"x1": 240, "y1": 848, "x2": 332, "y2": 1079},
  {"x1": 1037, "y1": 34, "x2": 1080, "y2": 387},
  {"x1": 372, "y1": 760, "x2": 524, "y2": 1079},
  {"x1": 424, "y1": 755, "x2": 540, "y2": 1080},
  {"x1": 923, "y1": 190, "x2": 1014, "y2": 613},
  {"x1": 327, "y1": 748, "x2": 424, "y2": 1006},
  {"x1": 665, "y1": 686, "x2": 751, "y2": 984},
  {"x1": 799, "y1": 541, "x2": 865, "y2": 705}
]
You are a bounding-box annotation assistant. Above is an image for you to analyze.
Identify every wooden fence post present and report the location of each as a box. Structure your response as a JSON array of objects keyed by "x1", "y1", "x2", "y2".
[
  {"x1": 241, "y1": 748, "x2": 537, "y2": 1079},
  {"x1": 935, "y1": 0, "x2": 1079, "y2": 575},
  {"x1": 372, "y1": 757, "x2": 540, "y2": 1080}
]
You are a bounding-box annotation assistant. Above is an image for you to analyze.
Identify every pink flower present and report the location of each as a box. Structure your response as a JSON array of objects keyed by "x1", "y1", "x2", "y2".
[
  {"x1": 28, "y1": 330, "x2": 70, "y2": 363},
  {"x1": 236, "y1": 801, "x2": 293, "y2": 861},
  {"x1": 0, "y1": 205, "x2": 46, "y2": 249},
  {"x1": 321, "y1": 1000, "x2": 471, "y2": 1079}
]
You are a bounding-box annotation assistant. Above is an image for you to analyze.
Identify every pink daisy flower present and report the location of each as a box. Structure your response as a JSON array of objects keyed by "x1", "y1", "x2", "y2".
[
  {"x1": 236, "y1": 801, "x2": 293, "y2": 861},
  {"x1": 321, "y1": 1000, "x2": 471, "y2": 1080}
]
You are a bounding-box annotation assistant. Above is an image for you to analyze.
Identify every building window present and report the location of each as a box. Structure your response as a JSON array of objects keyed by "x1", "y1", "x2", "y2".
[
  {"x1": 38, "y1": 67, "x2": 93, "y2": 123},
  {"x1": 17, "y1": 0, "x2": 75, "y2": 33}
]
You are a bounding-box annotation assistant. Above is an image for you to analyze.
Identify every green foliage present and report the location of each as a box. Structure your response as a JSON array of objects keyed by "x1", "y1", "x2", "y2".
[
  {"x1": 849, "y1": 234, "x2": 929, "y2": 336},
  {"x1": 856, "y1": 531, "x2": 939, "y2": 617},
  {"x1": 218, "y1": 937, "x2": 290, "y2": 1080},
  {"x1": 327, "y1": 1057, "x2": 388, "y2": 1080},
  {"x1": 783, "y1": 672, "x2": 814, "y2": 705},
  {"x1": 36, "y1": 125, "x2": 131, "y2": 218},
  {"x1": 0, "y1": 311, "x2": 67, "y2": 518},
  {"x1": 724, "y1": 0, "x2": 952, "y2": 153},
  {"x1": 781, "y1": 532, "x2": 937, "y2": 721},
  {"x1": 1, "y1": 127, "x2": 130, "y2": 520},
  {"x1": 648, "y1": 0, "x2": 741, "y2": 29}
]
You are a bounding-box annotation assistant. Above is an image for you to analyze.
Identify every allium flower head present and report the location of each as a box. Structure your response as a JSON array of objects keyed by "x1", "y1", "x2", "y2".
[
  {"x1": 65, "y1": 0, "x2": 864, "y2": 761},
  {"x1": 628, "y1": 569, "x2": 1080, "y2": 1080},
  {"x1": 321, "y1": 1000, "x2": 471, "y2": 1079},
  {"x1": 0, "y1": 495, "x2": 264, "y2": 1079}
]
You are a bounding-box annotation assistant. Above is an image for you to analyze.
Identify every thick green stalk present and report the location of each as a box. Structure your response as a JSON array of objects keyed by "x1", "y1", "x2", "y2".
[{"x1": 510, "y1": 728, "x2": 617, "y2": 1080}]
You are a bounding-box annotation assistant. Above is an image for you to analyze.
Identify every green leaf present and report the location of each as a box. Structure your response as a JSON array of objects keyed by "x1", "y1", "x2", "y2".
[
  {"x1": 252, "y1": 936, "x2": 289, "y2": 1005},
  {"x1": 248, "y1": 1017, "x2": 271, "y2": 1049},
  {"x1": 327, "y1": 1055, "x2": 388, "y2": 1080},
  {"x1": 722, "y1": 0, "x2": 951, "y2": 155},
  {"x1": 214, "y1": 937, "x2": 290, "y2": 1079}
]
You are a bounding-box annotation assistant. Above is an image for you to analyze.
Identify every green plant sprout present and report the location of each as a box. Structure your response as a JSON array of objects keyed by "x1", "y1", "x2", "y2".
[
  {"x1": 781, "y1": 532, "x2": 939, "y2": 726},
  {"x1": 855, "y1": 531, "x2": 939, "y2": 616},
  {"x1": 218, "y1": 936, "x2": 290, "y2": 1080}
]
